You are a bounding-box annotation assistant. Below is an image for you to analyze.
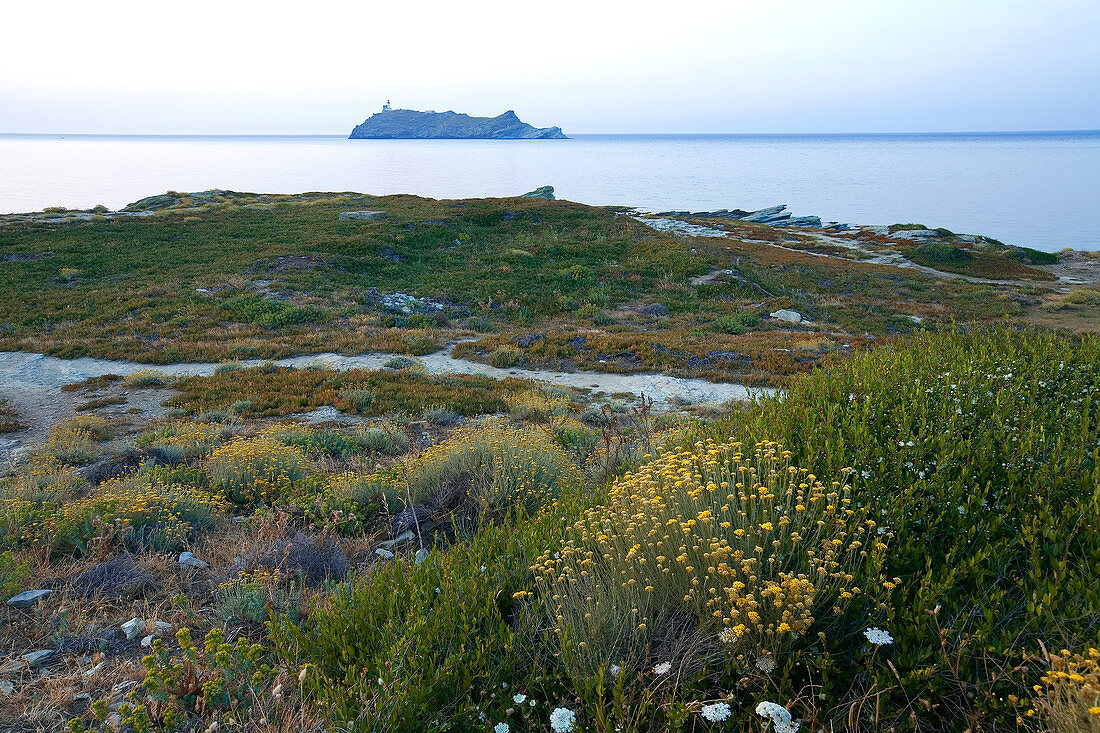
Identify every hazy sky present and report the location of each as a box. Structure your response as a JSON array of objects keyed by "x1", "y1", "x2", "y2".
[{"x1": 3, "y1": 0, "x2": 1098, "y2": 134}]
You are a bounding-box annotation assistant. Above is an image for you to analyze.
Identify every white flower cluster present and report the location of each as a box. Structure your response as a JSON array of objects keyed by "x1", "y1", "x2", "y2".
[
  {"x1": 864, "y1": 627, "x2": 894, "y2": 646},
  {"x1": 550, "y1": 707, "x2": 576, "y2": 732},
  {"x1": 701, "y1": 702, "x2": 732, "y2": 722},
  {"x1": 755, "y1": 655, "x2": 777, "y2": 673},
  {"x1": 653, "y1": 661, "x2": 672, "y2": 675},
  {"x1": 756, "y1": 701, "x2": 800, "y2": 733},
  {"x1": 718, "y1": 626, "x2": 739, "y2": 644},
  {"x1": 494, "y1": 724, "x2": 509, "y2": 733}
]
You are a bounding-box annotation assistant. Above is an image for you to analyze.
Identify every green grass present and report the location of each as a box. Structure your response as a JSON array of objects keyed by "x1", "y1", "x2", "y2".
[{"x1": 0, "y1": 190, "x2": 1084, "y2": 383}]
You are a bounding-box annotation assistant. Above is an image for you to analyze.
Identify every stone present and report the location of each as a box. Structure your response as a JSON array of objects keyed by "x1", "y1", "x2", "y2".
[
  {"x1": 121, "y1": 617, "x2": 145, "y2": 640},
  {"x1": 338, "y1": 210, "x2": 388, "y2": 221},
  {"x1": 908, "y1": 315, "x2": 924, "y2": 324},
  {"x1": 154, "y1": 621, "x2": 172, "y2": 635},
  {"x1": 23, "y1": 649, "x2": 57, "y2": 667},
  {"x1": 378, "y1": 530, "x2": 415, "y2": 549},
  {"x1": 769, "y1": 309, "x2": 804, "y2": 324},
  {"x1": 414, "y1": 548, "x2": 430, "y2": 565},
  {"x1": 0, "y1": 680, "x2": 13, "y2": 695},
  {"x1": 74, "y1": 692, "x2": 91, "y2": 702},
  {"x1": 141, "y1": 634, "x2": 155, "y2": 648},
  {"x1": 520, "y1": 185, "x2": 556, "y2": 199},
  {"x1": 374, "y1": 548, "x2": 395, "y2": 560},
  {"x1": 178, "y1": 551, "x2": 209, "y2": 569},
  {"x1": 7, "y1": 589, "x2": 51, "y2": 608},
  {"x1": 743, "y1": 205, "x2": 789, "y2": 223},
  {"x1": 637, "y1": 303, "x2": 668, "y2": 316},
  {"x1": 112, "y1": 680, "x2": 138, "y2": 695},
  {"x1": 391, "y1": 505, "x2": 432, "y2": 536},
  {"x1": 83, "y1": 662, "x2": 106, "y2": 677}
]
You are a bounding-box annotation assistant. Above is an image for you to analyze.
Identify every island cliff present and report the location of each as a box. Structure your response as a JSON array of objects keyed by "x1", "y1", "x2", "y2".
[{"x1": 349, "y1": 108, "x2": 567, "y2": 139}]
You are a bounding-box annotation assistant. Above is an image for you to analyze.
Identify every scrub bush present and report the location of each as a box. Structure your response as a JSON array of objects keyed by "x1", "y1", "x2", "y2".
[{"x1": 206, "y1": 437, "x2": 309, "y2": 507}]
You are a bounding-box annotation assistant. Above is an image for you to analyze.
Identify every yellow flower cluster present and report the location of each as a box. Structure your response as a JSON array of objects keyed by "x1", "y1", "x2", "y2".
[
  {"x1": 37, "y1": 474, "x2": 229, "y2": 552},
  {"x1": 407, "y1": 421, "x2": 578, "y2": 516},
  {"x1": 206, "y1": 437, "x2": 308, "y2": 506},
  {"x1": 1032, "y1": 649, "x2": 1100, "y2": 732},
  {"x1": 507, "y1": 389, "x2": 572, "y2": 422},
  {"x1": 140, "y1": 421, "x2": 228, "y2": 460},
  {"x1": 532, "y1": 439, "x2": 886, "y2": 672}
]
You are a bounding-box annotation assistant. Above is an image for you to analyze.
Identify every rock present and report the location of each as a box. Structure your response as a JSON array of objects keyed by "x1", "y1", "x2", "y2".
[
  {"x1": 511, "y1": 332, "x2": 546, "y2": 348},
  {"x1": 374, "y1": 548, "x2": 395, "y2": 560},
  {"x1": 178, "y1": 552, "x2": 209, "y2": 569},
  {"x1": 743, "y1": 205, "x2": 789, "y2": 223},
  {"x1": 414, "y1": 548, "x2": 430, "y2": 565},
  {"x1": 339, "y1": 210, "x2": 388, "y2": 222},
  {"x1": 0, "y1": 680, "x2": 13, "y2": 696},
  {"x1": 141, "y1": 634, "x2": 155, "y2": 648},
  {"x1": 73, "y1": 555, "x2": 156, "y2": 600},
  {"x1": 350, "y1": 108, "x2": 568, "y2": 140},
  {"x1": 908, "y1": 315, "x2": 923, "y2": 324},
  {"x1": 121, "y1": 617, "x2": 145, "y2": 640},
  {"x1": 378, "y1": 531, "x2": 415, "y2": 549},
  {"x1": 636, "y1": 303, "x2": 667, "y2": 316},
  {"x1": 112, "y1": 680, "x2": 138, "y2": 695},
  {"x1": 83, "y1": 662, "x2": 106, "y2": 677},
  {"x1": 7, "y1": 589, "x2": 51, "y2": 608},
  {"x1": 770, "y1": 309, "x2": 805, "y2": 324},
  {"x1": 391, "y1": 505, "x2": 432, "y2": 536},
  {"x1": 154, "y1": 621, "x2": 172, "y2": 635},
  {"x1": 23, "y1": 649, "x2": 57, "y2": 667},
  {"x1": 520, "y1": 185, "x2": 556, "y2": 199}
]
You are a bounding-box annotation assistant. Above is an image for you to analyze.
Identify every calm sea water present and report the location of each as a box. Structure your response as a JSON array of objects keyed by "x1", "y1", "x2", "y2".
[{"x1": 1, "y1": 131, "x2": 1097, "y2": 251}]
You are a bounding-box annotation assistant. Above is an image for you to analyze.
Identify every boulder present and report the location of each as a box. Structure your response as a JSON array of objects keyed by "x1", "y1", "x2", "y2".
[
  {"x1": 121, "y1": 617, "x2": 145, "y2": 640},
  {"x1": 374, "y1": 548, "x2": 395, "y2": 561},
  {"x1": 7, "y1": 589, "x2": 51, "y2": 608},
  {"x1": 178, "y1": 551, "x2": 209, "y2": 569},
  {"x1": 339, "y1": 210, "x2": 388, "y2": 221},
  {"x1": 770, "y1": 309, "x2": 805, "y2": 324},
  {"x1": 23, "y1": 650, "x2": 57, "y2": 667},
  {"x1": 391, "y1": 505, "x2": 432, "y2": 536}
]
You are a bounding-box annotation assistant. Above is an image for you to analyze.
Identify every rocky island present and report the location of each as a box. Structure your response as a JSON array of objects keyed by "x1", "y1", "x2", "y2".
[{"x1": 349, "y1": 104, "x2": 567, "y2": 139}]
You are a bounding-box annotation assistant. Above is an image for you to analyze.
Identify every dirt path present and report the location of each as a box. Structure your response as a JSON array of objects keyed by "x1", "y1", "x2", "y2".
[{"x1": 0, "y1": 348, "x2": 774, "y2": 464}]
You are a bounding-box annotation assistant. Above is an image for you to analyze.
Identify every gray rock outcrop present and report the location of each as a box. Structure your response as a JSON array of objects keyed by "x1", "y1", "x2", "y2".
[{"x1": 520, "y1": 185, "x2": 556, "y2": 199}]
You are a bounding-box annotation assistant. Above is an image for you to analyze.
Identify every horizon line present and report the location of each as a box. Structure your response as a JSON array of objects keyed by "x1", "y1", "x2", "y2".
[{"x1": 1, "y1": 128, "x2": 1098, "y2": 138}]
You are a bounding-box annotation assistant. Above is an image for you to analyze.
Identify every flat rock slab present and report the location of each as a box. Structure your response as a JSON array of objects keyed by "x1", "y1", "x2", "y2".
[
  {"x1": 7, "y1": 589, "x2": 51, "y2": 608},
  {"x1": 23, "y1": 650, "x2": 57, "y2": 667},
  {"x1": 339, "y1": 210, "x2": 387, "y2": 221}
]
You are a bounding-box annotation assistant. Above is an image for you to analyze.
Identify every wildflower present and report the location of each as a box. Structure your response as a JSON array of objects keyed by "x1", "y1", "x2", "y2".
[
  {"x1": 513, "y1": 693, "x2": 527, "y2": 704},
  {"x1": 495, "y1": 724, "x2": 510, "y2": 733},
  {"x1": 756, "y1": 655, "x2": 777, "y2": 673},
  {"x1": 864, "y1": 627, "x2": 894, "y2": 646},
  {"x1": 756, "y1": 701, "x2": 799, "y2": 732},
  {"x1": 654, "y1": 661, "x2": 672, "y2": 675},
  {"x1": 701, "y1": 702, "x2": 732, "y2": 722},
  {"x1": 550, "y1": 707, "x2": 576, "y2": 732},
  {"x1": 718, "y1": 627, "x2": 739, "y2": 644},
  {"x1": 609, "y1": 664, "x2": 622, "y2": 677}
]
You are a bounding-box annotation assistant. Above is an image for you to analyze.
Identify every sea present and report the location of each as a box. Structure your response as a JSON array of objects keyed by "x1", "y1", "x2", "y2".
[{"x1": 1, "y1": 131, "x2": 1097, "y2": 252}]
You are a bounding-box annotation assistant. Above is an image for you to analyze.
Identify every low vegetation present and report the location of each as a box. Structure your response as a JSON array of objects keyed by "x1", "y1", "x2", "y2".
[{"x1": 2, "y1": 186, "x2": 1099, "y2": 733}]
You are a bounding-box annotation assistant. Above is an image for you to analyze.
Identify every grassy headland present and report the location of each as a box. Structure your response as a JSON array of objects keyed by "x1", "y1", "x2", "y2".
[{"x1": 1, "y1": 191, "x2": 1099, "y2": 733}]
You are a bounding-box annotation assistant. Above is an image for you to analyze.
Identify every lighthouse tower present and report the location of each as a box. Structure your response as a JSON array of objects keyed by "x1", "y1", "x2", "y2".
[{"x1": 382, "y1": 99, "x2": 392, "y2": 111}]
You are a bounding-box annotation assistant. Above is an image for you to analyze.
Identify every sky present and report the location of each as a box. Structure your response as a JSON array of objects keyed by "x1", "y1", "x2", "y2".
[{"x1": 2, "y1": 0, "x2": 1098, "y2": 134}]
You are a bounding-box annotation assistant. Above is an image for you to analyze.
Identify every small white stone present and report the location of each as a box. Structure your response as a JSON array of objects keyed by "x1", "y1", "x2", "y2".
[
  {"x1": 375, "y1": 548, "x2": 395, "y2": 560},
  {"x1": 414, "y1": 548, "x2": 429, "y2": 564},
  {"x1": 7, "y1": 589, "x2": 52, "y2": 608},
  {"x1": 141, "y1": 634, "x2": 155, "y2": 648},
  {"x1": 178, "y1": 552, "x2": 209, "y2": 569},
  {"x1": 121, "y1": 617, "x2": 145, "y2": 640}
]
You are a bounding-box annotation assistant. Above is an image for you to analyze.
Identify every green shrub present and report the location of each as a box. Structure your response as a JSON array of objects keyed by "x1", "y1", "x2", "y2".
[
  {"x1": 68, "y1": 628, "x2": 281, "y2": 732},
  {"x1": 400, "y1": 329, "x2": 438, "y2": 355},
  {"x1": 0, "y1": 549, "x2": 31, "y2": 600},
  {"x1": 41, "y1": 472, "x2": 228, "y2": 553},
  {"x1": 222, "y1": 293, "x2": 330, "y2": 328},
  {"x1": 405, "y1": 422, "x2": 579, "y2": 519},
  {"x1": 536, "y1": 440, "x2": 886, "y2": 677},
  {"x1": 384, "y1": 355, "x2": 424, "y2": 371},
  {"x1": 337, "y1": 387, "x2": 374, "y2": 413},
  {"x1": 465, "y1": 315, "x2": 494, "y2": 332},
  {"x1": 123, "y1": 369, "x2": 172, "y2": 388},
  {"x1": 488, "y1": 346, "x2": 522, "y2": 368},
  {"x1": 712, "y1": 311, "x2": 761, "y2": 334},
  {"x1": 269, "y1": 522, "x2": 553, "y2": 731},
  {"x1": 707, "y1": 327, "x2": 1100, "y2": 728},
  {"x1": 205, "y1": 438, "x2": 309, "y2": 507}
]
